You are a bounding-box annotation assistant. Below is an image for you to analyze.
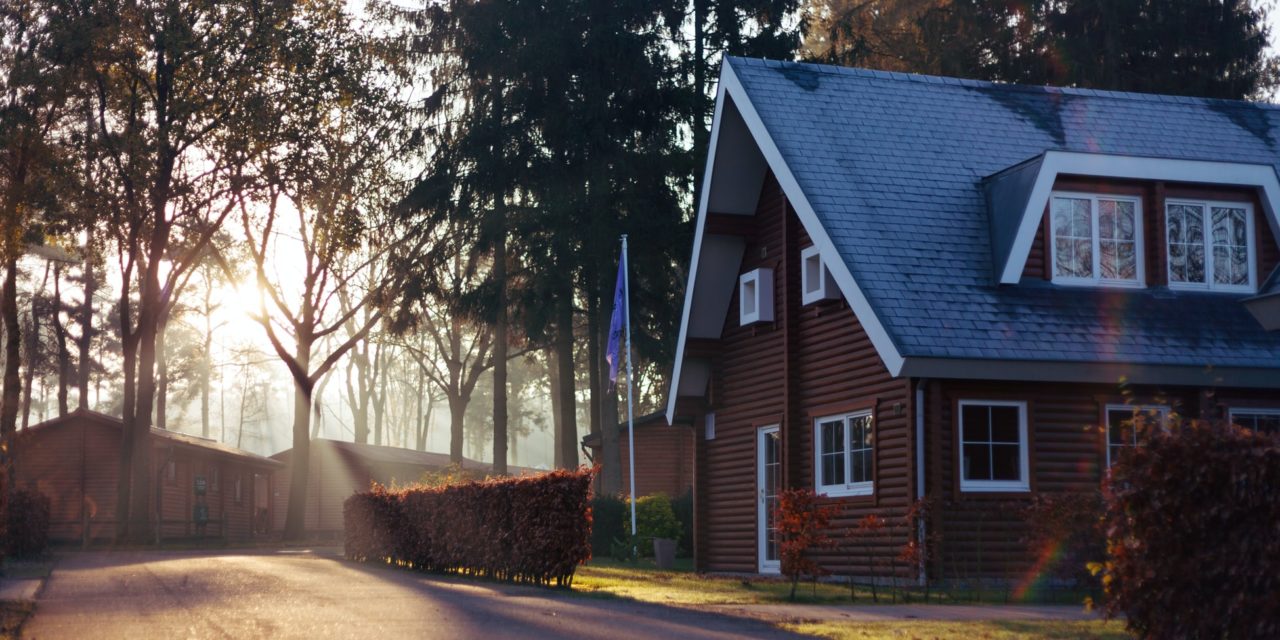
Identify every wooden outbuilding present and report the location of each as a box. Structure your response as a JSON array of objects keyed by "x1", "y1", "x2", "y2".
[
  {"x1": 582, "y1": 413, "x2": 694, "y2": 499},
  {"x1": 271, "y1": 439, "x2": 520, "y2": 535},
  {"x1": 12, "y1": 409, "x2": 282, "y2": 543}
]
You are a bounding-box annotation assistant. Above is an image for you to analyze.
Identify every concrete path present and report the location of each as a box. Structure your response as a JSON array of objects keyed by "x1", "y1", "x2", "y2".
[
  {"x1": 0, "y1": 578, "x2": 40, "y2": 602},
  {"x1": 24, "y1": 549, "x2": 803, "y2": 639}
]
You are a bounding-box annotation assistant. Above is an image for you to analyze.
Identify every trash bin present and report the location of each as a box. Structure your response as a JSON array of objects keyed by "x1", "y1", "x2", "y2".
[{"x1": 653, "y1": 537, "x2": 677, "y2": 570}]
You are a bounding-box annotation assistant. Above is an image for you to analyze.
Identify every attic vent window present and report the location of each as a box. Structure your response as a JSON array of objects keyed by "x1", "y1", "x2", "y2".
[
  {"x1": 801, "y1": 246, "x2": 839, "y2": 304},
  {"x1": 739, "y1": 268, "x2": 773, "y2": 325},
  {"x1": 1050, "y1": 192, "x2": 1144, "y2": 287}
]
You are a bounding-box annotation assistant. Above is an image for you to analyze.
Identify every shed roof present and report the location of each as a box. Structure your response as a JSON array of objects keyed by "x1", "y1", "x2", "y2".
[
  {"x1": 25, "y1": 409, "x2": 282, "y2": 467},
  {"x1": 272, "y1": 439, "x2": 542, "y2": 476}
]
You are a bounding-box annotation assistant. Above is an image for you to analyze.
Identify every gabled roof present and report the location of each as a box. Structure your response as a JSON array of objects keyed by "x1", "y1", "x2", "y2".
[
  {"x1": 272, "y1": 439, "x2": 542, "y2": 476},
  {"x1": 668, "y1": 58, "x2": 1280, "y2": 419},
  {"x1": 25, "y1": 409, "x2": 282, "y2": 467}
]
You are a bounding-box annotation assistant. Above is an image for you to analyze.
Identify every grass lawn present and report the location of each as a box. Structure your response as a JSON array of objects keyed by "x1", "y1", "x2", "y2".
[
  {"x1": 574, "y1": 559, "x2": 1091, "y2": 607},
  {"x1": 782, "y1": 619, "x2": 1130, "y2": 639},
  {"x1": 575, "y1": 558, "x2": 857, "y2": 605}
]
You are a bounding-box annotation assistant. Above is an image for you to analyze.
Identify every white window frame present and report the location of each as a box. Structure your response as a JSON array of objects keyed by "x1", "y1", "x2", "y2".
[
  {"x1": 813, "y1": 410, "x2": 874, "y2": 498},
  {"x1": 957, "y1": 400, "x2": 1031, "y2": 493},
  {"x1": 1104, "y1": 404, "x2": 1170, "y2": 467},
  {"x1": 1049, "y1": 191, "x2": 1145, "y2": 288},
  {"x1": 800, "y1": 245, "x2": 839, "y2": 305},
  {"x1": 1228, "y1": 408, "x2": 1280, "y2": 432},
  {"x1": 739, "y1": 268, "x2": 774, "y2": 325},
  {"x1": 1165, "y1": 198, "x2": 1256, "y2": 293}
]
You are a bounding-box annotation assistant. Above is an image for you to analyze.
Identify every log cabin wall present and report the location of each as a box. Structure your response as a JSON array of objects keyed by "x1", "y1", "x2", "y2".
[
  {"x1": 925, "y1": 380, "x2": 1280, "y2": 579},
  {"x1": 698, "y1": 171, "x2": 915, "y2": 576}
]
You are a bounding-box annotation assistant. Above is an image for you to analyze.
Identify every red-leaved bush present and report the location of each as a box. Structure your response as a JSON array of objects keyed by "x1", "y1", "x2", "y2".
[
  {"x1": 774, "y1": 488, "x2": 836, "y2": 600},
  {"x1": 1022, "y1": 492, "x2": 1104, "y2": 589},
  {"x1": 344, "y1": 468, "x2": 594, "y2": 587},
  {"x1": 1100, "y1": 420, "x2": 1280, "y2": 639}
]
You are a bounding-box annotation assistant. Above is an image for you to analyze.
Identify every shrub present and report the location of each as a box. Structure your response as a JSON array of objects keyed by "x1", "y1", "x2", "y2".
[
  {"x1": 344, "y1": 467, "x2": 594, "y2": 587},
  {"x1": 1022, "y1": 492, "x2": 1104, "y2": 590},
  {"x1": 5, "y1": 488, "x2": 50, "y2": 558},
  {"x1": 590, "y1": 494, "x2": 627, "y2": 557},
  {"x1": 670, "y1": 490, "x2": 694, "y2": 557},
  {"x1": 774, "y1": 488, "x2": 836, "y2": 600},
  {"x1": 635, "y1": 493, "x2": 682, "y2": 542},
  {"x1": 1098, "y1": 420, "x2": 1280, "y2": 639}
]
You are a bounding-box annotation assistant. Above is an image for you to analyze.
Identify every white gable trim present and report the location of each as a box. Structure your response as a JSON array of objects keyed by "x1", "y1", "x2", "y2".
[
  {"x1": 666, "y1": 71, "x2": 732, "y2": 424},
  {"x1": 666, "y1": 62, "x2": 906, "y2": 423},
  {"x1": 999, "y1": 151, "x2": 1280, "y2": 284}
]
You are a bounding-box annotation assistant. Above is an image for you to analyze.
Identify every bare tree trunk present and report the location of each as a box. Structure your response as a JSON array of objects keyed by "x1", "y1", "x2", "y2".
[
  {"x1": 155, "y1": 318, "x2": 167, "y2": 429},
  {"x1": 77, "y1": 244, "x2": 95, "y2": 410},
  {"x1": 128, "y1": 252, "x2": 163, "y2": 543},
  {"x1": 554, "y1": 286, "x2": 577, "y2": 469},
  {"x1": 599, "y1": 319, "x2": 621, "y2": 495},
  {"x1": 373, "y1": 344, "x2": 386, "y2": 446},
  {"x1": 448, "y1": 394, "x2": 466, "y2": 464},
  {"x1": 282, "y1": 339, "x2": 313, "y2": 540},
  {"x1": 53, "y1": 264, "x2": 70, "y2": 417},
  {"x1": 22, "y1": 262, "x2": 50, "y2": 431},
  {"x1": 1, "y1": 257, "x2": 21, "y2": 487},
  {"x1": 116, "y1": 272, "x2": 137, "y2": 540},
  {"x1": 549, "y1": 349, "x2": 563, "y2": 468},
  {"x1": 492, "y1": 214, "x2": 508, "y2": 475}
]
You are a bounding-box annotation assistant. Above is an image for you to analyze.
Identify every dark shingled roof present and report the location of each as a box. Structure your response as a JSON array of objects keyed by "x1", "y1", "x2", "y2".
[{"x1": 728, "y1": 56, "x2": 1280, "y2": 367}]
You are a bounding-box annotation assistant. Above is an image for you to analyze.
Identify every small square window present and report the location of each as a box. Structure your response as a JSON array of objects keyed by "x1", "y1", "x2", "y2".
[
  {"x1": 801, "y1": 246, "x2": 839, "y2": 304},
  {"x1": 958, "y1": 400, "x2": 1030, "y2": 492},
  {"x1": 813, "y1": 410, "x2": 874, "y2": 497},
  {"x1": 739, "y1": 268, "x2": 774, "y2": 325}
]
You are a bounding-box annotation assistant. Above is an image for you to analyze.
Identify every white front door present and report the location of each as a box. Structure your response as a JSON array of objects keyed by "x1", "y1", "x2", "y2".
[{"x1": 757, "y1": 425, "x2": 781, "y2": 574}]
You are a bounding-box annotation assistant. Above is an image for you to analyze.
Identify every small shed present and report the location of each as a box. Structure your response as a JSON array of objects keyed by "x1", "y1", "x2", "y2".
[
  {"x1": 271, "y1": 439, "x2": 510, "y2": 535},
  {"x1": 12, "y1": 409, "x2": 282, "y2": 543},
  {"x1": 582, "y1": 412, "x2": 694, "y2": 499}
]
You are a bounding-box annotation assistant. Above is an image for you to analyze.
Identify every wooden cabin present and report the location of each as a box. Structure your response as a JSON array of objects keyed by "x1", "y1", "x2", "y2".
[
  {"x1": 666, "y1": 57, "x2": 1280, "y2": 579},
  {"x1": 12, "y1": 409, "x2": 282, "y2": 543},
  {"x1": 582, "y1": 412, "x2": 693, "y2": 499},
  {"x1": 271, "y1": 439, "x2": 521, "y2": 535}
]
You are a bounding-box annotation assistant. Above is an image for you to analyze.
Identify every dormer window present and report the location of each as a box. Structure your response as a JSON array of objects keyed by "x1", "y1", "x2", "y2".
[
  {"x1": 739, "y1": 268, "x2": 773, "y2": 325},
  {"x1": 1050, "y1": 192, "x2": 1144, "y2": 287},
  {"x1": 800, "y1": 245, "x2": 839, "y2": 304},
  {"x1": 1166, "y1": 199, "x2": 1255, "y2": 292}
]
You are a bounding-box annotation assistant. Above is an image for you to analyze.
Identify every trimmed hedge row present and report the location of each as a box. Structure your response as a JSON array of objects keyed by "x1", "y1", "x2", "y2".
[
  {"x1": 1101, "y1": 421, "x2": 1280, "y2": 639},
  {"x1": 344, "y1": 467, "x2": 593, "y2": 587}
]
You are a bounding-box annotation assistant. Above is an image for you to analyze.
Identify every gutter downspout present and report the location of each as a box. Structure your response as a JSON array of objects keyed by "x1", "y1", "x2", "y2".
[{"x1": 915, "y1": 379, "x2": 927, "y2": 587}]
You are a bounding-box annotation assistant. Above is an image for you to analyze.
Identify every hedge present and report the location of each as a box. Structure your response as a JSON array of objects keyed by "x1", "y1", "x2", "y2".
[
  {"x1": 345, "y1": 467, "x2": 593, "y2": 587},
  {"x1": 5, "y1": 488, "x2": 50, "y2": 558},
  {"x1": 1100, "y1": 420, "x2": 1280, "y2": 639}
]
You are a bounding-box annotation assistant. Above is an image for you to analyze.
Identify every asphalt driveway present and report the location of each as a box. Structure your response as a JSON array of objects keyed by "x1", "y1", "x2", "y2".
[{"x1": 23, "y1": 549, "x2": 803, "y2": 639}]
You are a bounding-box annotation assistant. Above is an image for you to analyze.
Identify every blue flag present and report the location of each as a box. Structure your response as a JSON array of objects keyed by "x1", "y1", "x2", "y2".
[{"x1": 605, "y1": 256, "x2": 626, "y2": 387}]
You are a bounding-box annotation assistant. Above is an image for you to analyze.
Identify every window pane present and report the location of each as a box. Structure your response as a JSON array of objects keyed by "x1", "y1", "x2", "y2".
[
  {"x1": 1098, "y1": 199, "x2": 1115, "y2": 237},
  {"x1": 1188, "y1": 243, "x2": 1205, "y2": 283},
  {"x1": 1108, "y1": 410, "x2": 1136, "y2": 446},
  {"x1": 989, "y1": 406, "x2": 1020, "y2": 442},
  {"x1": 1053, "y1": 197, "x2": 1093, "y2": 278},
  {"x1": 962, "y1": 405, "x2": 990, "y2": 442},
  {"x1": 1233, "y1": 412, "x2": 1280, "y2": 434},
  {"x1": 1168, "y1": 204, "x2": 1207, "y2": 284},
  {"x1": 1099, "y1": 240, "x2": 1117, "y2": 279},
  {"x1": 991, "y1": 444, "x2": 1022, "y2": 481},
  {"x1": 1211, "y1": 207, "x2": 1249, "y2": 287},
  {"x1": 820, "y1": 420, "x2": 845, "y2": 486},
  {"x1": 852, "y1": 450, "x2": 872, "y2": 484},
  {"x1": 962, "y1": 443, "x2": 991, "y2": 481},
  {"x1": 851, "y1": 415, "x2": 873, "y2": 449}
]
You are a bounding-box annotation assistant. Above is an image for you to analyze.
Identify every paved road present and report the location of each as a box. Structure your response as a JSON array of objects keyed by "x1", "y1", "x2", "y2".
[{"x1": 25, "y1": 549, "x2": 804, "y2": 639}]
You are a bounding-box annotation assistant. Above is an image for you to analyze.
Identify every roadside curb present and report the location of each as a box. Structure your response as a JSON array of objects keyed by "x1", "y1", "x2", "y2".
[{"x1": 696, "y1": 602, "x2": 1103, "y2": 624}]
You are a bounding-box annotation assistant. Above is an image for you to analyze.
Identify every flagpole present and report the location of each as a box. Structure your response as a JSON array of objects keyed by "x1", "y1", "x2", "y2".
[{"x1": 623, "y1": 235, "x2": 638, "y2": 540}]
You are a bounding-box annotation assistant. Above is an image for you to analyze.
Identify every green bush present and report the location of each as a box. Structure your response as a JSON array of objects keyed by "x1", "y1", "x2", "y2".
[
  {"x1": 1099, "y1": 420, "x2": 1280, "y2": 639},
  {"x1": 590, "y1": 494, "x2": 627, "y2": 557},
  {"x1": 635, "y1": 493, "x2": 682, "y2": 551},
  {"x1": 670, "y1": 490, "x2": 693, "y2": 557}
]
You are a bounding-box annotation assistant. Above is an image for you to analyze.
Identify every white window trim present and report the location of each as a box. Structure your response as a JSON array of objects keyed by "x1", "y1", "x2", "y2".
[
  {"x1": 1049, "y1": 191, "x2": 1146, "y2": 288},
  {"x1": 813, "y1": 410, "x2": 874, "y2": 498},
  {"x1": 1104, "y1": 404, "x2": 1170, "y2": 467},
  {"x1": 800, "y1": 245, "x2": 839, "y2": 305},
  {"x1": 1228, "y1": 407, "x2": 1280, "y2": 427},
  {"x1": 957, "y1": 400, "x2": 1031, "y2": 493},
  {"x1": 739, "y1": 268, "x2": 774, "y2": 325},
  {"x1": 1165, "y1": 198, "x2": 1256, "y2": 293}
]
